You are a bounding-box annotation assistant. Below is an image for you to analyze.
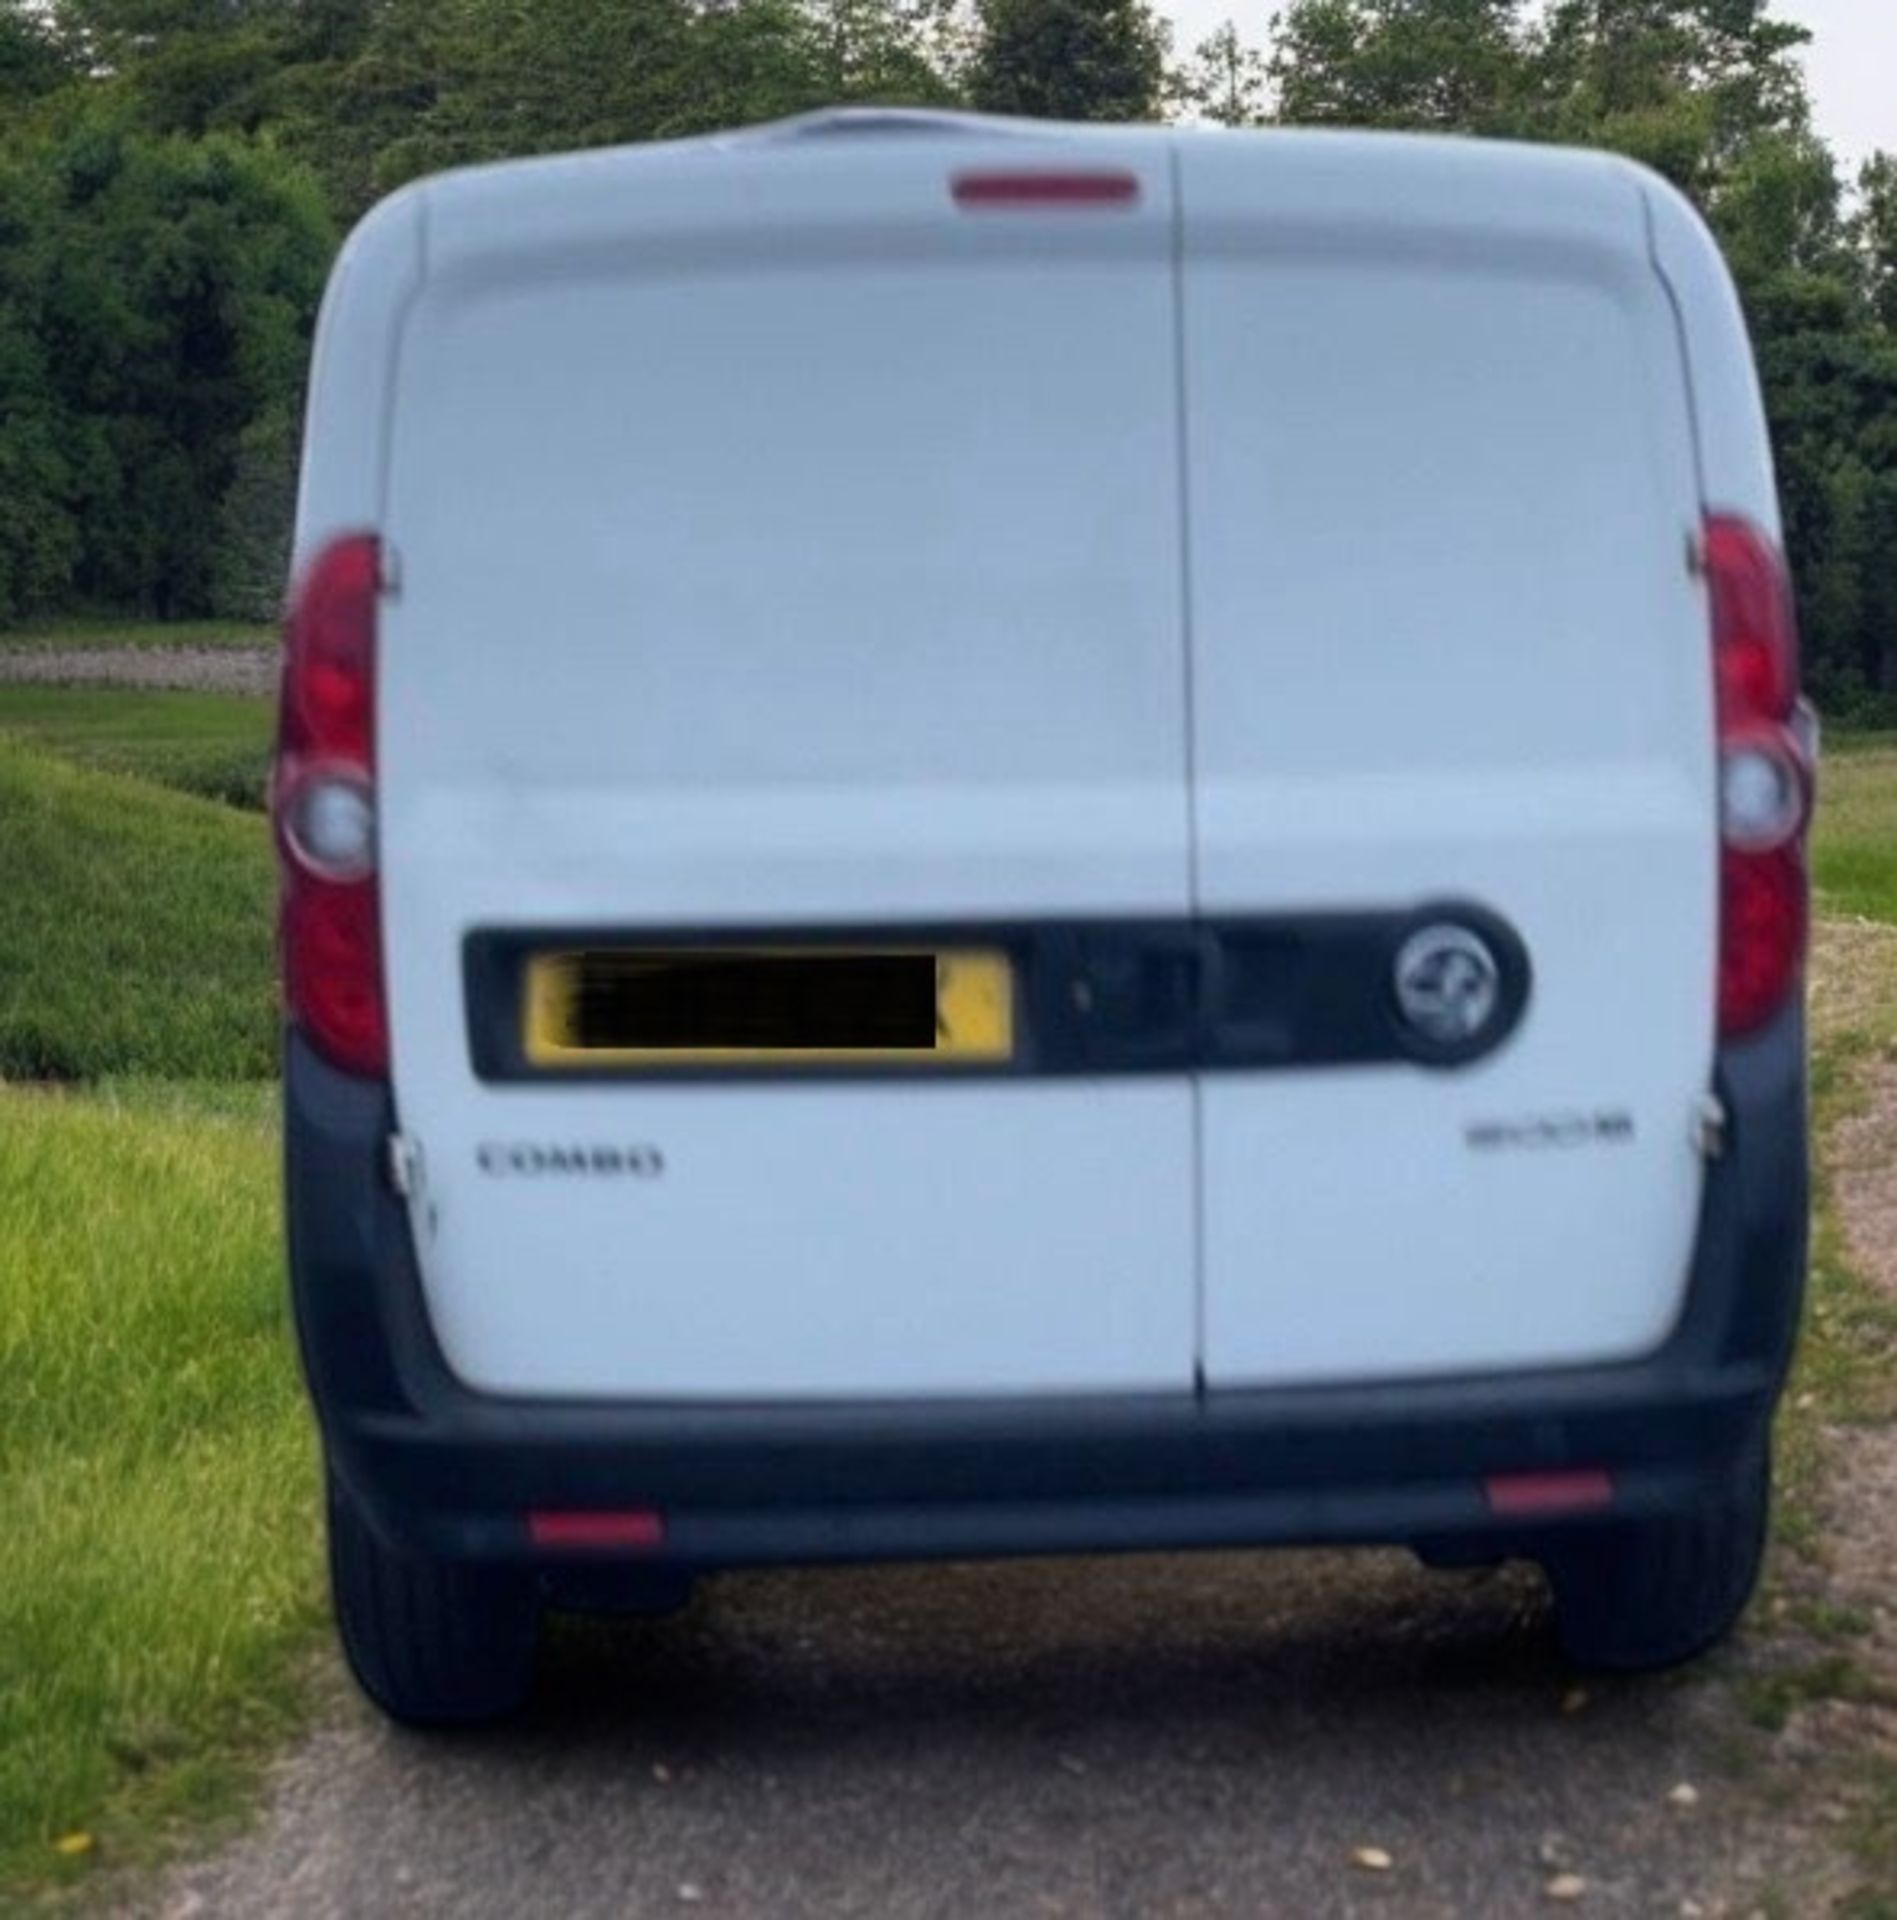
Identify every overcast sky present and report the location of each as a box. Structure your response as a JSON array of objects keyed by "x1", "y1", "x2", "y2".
[
  {"x1": 1160, "y1": 0, "x2": 1895, "y2": 172},
  {"x1": 1782, "y1": 0, "x2": 1895, "y2": 169}
]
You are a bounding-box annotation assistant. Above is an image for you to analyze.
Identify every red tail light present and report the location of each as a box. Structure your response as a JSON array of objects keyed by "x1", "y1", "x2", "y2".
[
  {"x1": 274, "y1": 533, "x2": 387, "y2": 1076},
  {"x1": 1706, "y1": 515, "x2": 1798, "y2": 726},
  {"x1": 1705, "y1": 514, "x2": 1808, "y2": 1037}
]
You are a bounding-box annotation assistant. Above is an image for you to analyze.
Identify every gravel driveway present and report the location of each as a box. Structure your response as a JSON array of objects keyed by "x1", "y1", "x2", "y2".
[{"x1": 148, "y1": 1546, "x2": 1858, "y2": 1920}]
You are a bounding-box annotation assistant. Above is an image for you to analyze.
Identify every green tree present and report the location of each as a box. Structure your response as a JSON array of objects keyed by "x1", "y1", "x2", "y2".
[
  {"x1": 802, "y1": 0, "x2": 962, "y2": 103},
  {"x1": 0, "y1": 0, "x2": 77, "y2": 105},
  {"x1": 1178, "y1": 20, "x2": 1269, "y2": 126},
  {"x1": 967, "y1": 0, "x2": 1170, "y2": 121},
  {"x1": 1532, "y1": 0, "x2": 1809, "y2": 163},
  {"x1": 5, "y1": 119, "x2": 332, "y2": 618},
  {"x1": 1262, "y1": 0, "x2": 1813, "y2": 185},
  {"x1": 1855, "y1": 151, "x2": 1897, "y2": 334},
  {"x1": 1710, "y1": 127, "x2": 1847, "y2": 288},
  {"x1": 209, "y1": 404, "x2": 298, "y2": 622},
  {"x1": 0, "y1": 151, "x2": 80, "y2": 623},
  {"x1": 1527, "y1": 0, "x2": 1810, "y2": 194},
  {"x1": 1268, "y1": 0, "x2": 1527, "y2": 134},
  {"x1": 263, "y1": 0, "x2": 939, "y2": 218}
]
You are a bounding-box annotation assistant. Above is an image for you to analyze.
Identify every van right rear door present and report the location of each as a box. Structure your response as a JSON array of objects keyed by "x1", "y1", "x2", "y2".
[{"x1": 1178, "y1": 135, "x2": 1719, "y2": 1387}]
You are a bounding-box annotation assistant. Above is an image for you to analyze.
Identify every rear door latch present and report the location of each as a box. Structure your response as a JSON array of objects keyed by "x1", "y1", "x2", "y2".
[{"x1": 387, "y1": 1130, "x2": 424, "y2": 1197}]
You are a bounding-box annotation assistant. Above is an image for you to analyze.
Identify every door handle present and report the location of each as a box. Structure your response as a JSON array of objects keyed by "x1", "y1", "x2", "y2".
[{"x1": 1064, "y1": 930, "x2": 1211, "y2": 1068}]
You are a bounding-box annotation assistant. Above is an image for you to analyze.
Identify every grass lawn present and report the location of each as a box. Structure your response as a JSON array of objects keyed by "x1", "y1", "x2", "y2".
[
  {"x1": 0, "y1": 685, "x2": 272, "y2": 811},
  {"x1": 0, "y1": 619, "x2": 272, "y2": 654},
  {"x1": 0, "y1": 739, "x2": 275, "y2": 1079},
  {"x1": 1813, "y1": 731, "x2": 1897, "y2": 925},
  {"x1": 0, "y1": 1082, "x2": 319, "y2": 1901}
]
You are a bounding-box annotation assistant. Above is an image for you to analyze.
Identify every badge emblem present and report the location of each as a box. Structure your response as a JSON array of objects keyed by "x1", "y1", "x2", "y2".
[{"x1": 1393, "y1": 924, "x2": 1502, "y2": 1046}]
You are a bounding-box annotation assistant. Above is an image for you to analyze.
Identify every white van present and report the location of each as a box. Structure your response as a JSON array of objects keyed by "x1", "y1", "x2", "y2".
[{"x1": 278, "y1": 109, "x2": 1811, "y2": 1726}]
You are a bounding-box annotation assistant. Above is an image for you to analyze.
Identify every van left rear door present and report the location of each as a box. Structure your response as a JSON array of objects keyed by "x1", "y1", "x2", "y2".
[{"x1": 374, "y1": 125, "x2": 1201, "y2": 1401}]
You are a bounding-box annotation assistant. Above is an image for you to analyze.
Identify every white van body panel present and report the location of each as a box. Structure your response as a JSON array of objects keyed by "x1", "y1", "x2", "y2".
[
  {"x1": 1176, "y1": 136, "x2": 1716, "y2": 1382},
  {"x1": 1640, "y1": 168, "x2": 1783, "y2": 536},
  {"x1": 374, "y1": 127, "x2": 1199, "y2": 1397},
  {"x1": 408, "y1": 1082, "x2": 1197, "y2": 1399},
  {"x1": 293, "y1": 186, "x2": 423, "y2": 566},
  {"x1": 291, "y1": 119, "x2": 1770, "y2": 1403}
]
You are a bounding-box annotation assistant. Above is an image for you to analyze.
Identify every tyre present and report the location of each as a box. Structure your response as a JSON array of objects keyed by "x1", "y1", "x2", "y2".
[
  {"x1": 327, "y1": 1471, "x2": 541, "y2": 1727},
  {"x1": 1545, "y1": 1435, "x2": 1771, "y2": 1674}
]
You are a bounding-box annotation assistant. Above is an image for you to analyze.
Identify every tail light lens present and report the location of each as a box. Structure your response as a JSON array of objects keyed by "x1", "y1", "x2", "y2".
[
  {"x1": 1705, "y1": 514, "x2": 1808, "y2": 1037},
  {"x1": 273, "y1": 533, "x2": 387, "y2": 1076},
  {"x1": 1707, "y1": 515, "x2": 1798, "y2": 726}
]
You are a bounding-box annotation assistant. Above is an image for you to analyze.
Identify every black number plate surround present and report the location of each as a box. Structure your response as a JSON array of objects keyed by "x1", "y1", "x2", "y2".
[{"x1": 464, "y1": 906, "x2": 1530, "y2": 1084}]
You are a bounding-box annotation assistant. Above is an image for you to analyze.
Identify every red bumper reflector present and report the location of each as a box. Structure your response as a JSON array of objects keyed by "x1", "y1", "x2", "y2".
[
  {"x1": 1482, "y1": 1469, "x2": 1615, "y2": 1517},
  {"x1": 527, "y1": 1509, "x2": 666, "y2": 1550},
  {"x1": 952, "y1": 170, "x2": 1141, "y2": 209}
]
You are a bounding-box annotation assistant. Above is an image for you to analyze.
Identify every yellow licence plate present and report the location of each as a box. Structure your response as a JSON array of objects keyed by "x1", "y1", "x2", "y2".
[{"x1": 523, "y1": 947, "x2": 1016, "y2": 1069}]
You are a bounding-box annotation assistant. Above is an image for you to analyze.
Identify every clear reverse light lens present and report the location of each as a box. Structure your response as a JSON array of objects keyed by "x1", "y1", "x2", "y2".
[
  {"x1": 1720, "y1": 742, "x2": 1804, "y2": 852},
  {"x1": 285, "y1": 771, "x2": 376, "y2": 880}
]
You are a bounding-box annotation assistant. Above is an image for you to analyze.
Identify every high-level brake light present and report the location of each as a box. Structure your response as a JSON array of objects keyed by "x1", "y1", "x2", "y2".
[{"x1": 951, "y1": 170, "x2": 1141, "y2": 209}]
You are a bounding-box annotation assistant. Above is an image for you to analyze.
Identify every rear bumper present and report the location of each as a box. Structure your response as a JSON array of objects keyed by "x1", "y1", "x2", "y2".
[{"x1": 286, "y1": 1012, "x2": 1807, "y2": 1569}]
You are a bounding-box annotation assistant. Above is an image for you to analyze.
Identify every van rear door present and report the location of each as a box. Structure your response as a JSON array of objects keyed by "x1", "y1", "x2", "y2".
[
  {"x1": 376, "y1": 127, "x2": 1198, "y2": 1399},
  {"x1": 1177, "y1": 136, "x2": 1717, "y2": 1385}
]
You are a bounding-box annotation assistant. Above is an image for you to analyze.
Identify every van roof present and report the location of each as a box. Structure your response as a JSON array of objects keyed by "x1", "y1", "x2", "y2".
[{"x1": 395, "y1": 110, "x2": 1653, "y2": 282}]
